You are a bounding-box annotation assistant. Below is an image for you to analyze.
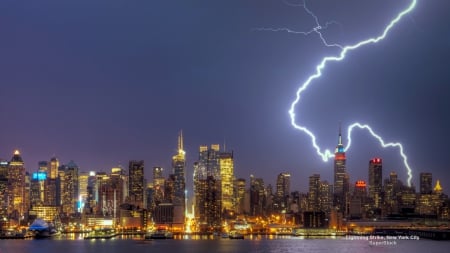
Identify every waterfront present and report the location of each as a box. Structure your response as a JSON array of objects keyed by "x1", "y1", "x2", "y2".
[{"x1": 1, "y1": 235, "x2": 449, "y2": 253}]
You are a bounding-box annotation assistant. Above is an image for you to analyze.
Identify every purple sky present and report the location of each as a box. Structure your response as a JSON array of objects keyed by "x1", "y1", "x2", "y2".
[{"x1": 1, "y1": 0, "x2": 449, "y2": 193}]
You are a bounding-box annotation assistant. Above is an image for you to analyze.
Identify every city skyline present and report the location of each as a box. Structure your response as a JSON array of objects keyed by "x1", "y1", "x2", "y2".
[{"x1": 1, "y1": 0, "x2": 449, "y2": 193}]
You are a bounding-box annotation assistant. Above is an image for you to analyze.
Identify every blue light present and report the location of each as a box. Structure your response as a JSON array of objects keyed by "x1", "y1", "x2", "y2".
[{"x1": 32, "y1": 172, "x2": 47, "y2": 181}]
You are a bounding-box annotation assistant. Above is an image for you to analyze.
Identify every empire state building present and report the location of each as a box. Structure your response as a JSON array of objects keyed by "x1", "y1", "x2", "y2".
[{"x1": 333, "y1": 126, "x2": 349, "y2": 214}]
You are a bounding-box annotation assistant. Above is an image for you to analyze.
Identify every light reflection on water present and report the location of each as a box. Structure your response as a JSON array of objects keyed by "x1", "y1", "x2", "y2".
[{"x1": 0, "y1": 234, "x2": 449, "y2": 253}]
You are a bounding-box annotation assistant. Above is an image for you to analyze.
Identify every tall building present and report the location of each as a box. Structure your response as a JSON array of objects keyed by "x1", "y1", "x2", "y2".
[
  {"x1": 219, "y1": 151, "x2": 234, "y2": 213},
  {"x1": 0, "y1": 160, "x2": 8, "y2": 224},
  {"x1": 8, "y1": 150, "x2": 27, "y2": 221},
  {"x1": 276, "y1": 173, "x2": 291, "y2": 213},
  {"x1": 249, "y1": 175, "x2": 266, "y2": 217},
  {"x1": 368, "y1": 158, "x2": 383, "y2": 208},
  {"x1": 60, "y1": 160, "x2": 79, "y2": 215},
  {"x1": 45, "y1": 157, "x2": 59, "y2": 206},
  {"x1": 172, "y1": 131, "x2": 186, "y2": 224},
  {"x1": 333, "y1": 127, "x2": 348, "y2": 213},
  {"x1": 129, "y1": 160, "x2": 145, "y2": 208},
  {"x1": 193, "y1": 144, "x2": 235, "y2": 227},
  {"x1": 234, "y1": 178, "x2": 246, "y2": 214},
  {"x1": 420, "y1": 172, "x2": 433, "y2": 195},
  {"x1": 308, "y1": 174, "x2": 320, "y2": 211}
]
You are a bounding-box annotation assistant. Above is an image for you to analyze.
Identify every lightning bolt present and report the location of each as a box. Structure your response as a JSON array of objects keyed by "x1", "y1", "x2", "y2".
[{"x1": 261, "y1": 0, "x2": 417, "y2": 185}]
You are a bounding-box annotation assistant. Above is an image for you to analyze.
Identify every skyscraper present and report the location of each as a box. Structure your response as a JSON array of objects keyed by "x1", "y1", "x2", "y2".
[
  {"x1": 276, "y1": 173, "x2": 291, "y2": 212},
  {"x1": 308, "y1": 174, "x2": 320, "y2": 211},
  {"x1": 368, "y1": 158, "x2": 383, "y2": 208},
  {"x1": 60, "y1": 160, "x2": 79, "y2": 215},
  {"x1": 333, "y1": 127, "x2": 348, "y2": 213},
  {"x1": 420, "y1": 172, "x2": 432, "y2": 194},
  {"x1": 129, "y1": 160, "x2": 145, "y2": 208},
  {"x1": 0, "y1": 159, "x2": 8, "y2": 223},
  {"x1": 172, "y1": 131, "x2": 186, "y2": 224},
  {"x1": 219, "y1": 151, "x2": 234, "y2": 213},
  {"x1": 8, "y1": 150, "x2": 26, "y2": 221}
]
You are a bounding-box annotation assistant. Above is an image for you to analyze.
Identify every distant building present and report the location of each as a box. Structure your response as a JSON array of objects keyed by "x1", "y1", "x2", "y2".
[
  {"x1": 8, "y1": 150, "x2": 27, "y2": 221},
  {"x1": 129, "y1": 160, "x2": 145, "y2": 208},
  {"x1": 172, "y1": 131, "x2": 186, "y2": 224},
  {"x1": 308, "y1": 174, "x2": 320, "y2": 211},
  {"x1": 275, "y1": 173, "x2": 291, "y2": 213},
  {"x1": 420, "y1": 172, "x2": 433, "y2": 195},
  {"x1": 333, "y1": 127, "x2": 348, "y2": 214},
  {"x1": 368, "y1": 158, "x2": 383, "y2": 208}
]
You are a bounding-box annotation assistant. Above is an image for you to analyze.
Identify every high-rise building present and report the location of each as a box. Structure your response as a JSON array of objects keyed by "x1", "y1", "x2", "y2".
[
  {"x1": 193, "y1": 144, "x2": 235, "y2": 227},
  {"x1": 0, "y1": 159, "x2": 8, "y2": 224},
  {"x1": 333, "y1": 127, "x2": 348, "y2": 213},
  {"x1": 219, "y1": 151, "x2": 234, "y2": 212},
  {"x1": 172, "y1": 131, "x2": 186, "y2": 224},
  {"x1": 368, "y1": 158, "x2": 383, "y2": 208},
  {"x1": 420, "y1": 172, "x2": 432, "y2": 195},
  {"x1": 45, "y1": 157, "x2": 59, "y2": 206},
  {"x1": 276, "y1": 173, "x2": 291, "y2": 213},
  {"x1": 8, "y1": 150, "x2": 27, "y2": 221},
  {"x1": 129, "y1": 160, "x2": 145, "y2": 208},
  {"x1": 319, "y1": 181, "x2": 333, "y2": 214},
  {"x1": 60, "y1": 160, "x2": 79, "y2": 215},
  {"x1": 249, "y1": 175, "x2": 266, "y2": 217},
  {"x1": 308, "y1": 174, "x2": 320, "y2": 211},
  {"x1": 234, "y1": 178, "x2": 246, "y2": 214}
]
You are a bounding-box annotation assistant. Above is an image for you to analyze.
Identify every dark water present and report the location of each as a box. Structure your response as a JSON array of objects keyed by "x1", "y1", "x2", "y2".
[{"x1": 1, "y1": 235, "x2": 449, "y2": 253}]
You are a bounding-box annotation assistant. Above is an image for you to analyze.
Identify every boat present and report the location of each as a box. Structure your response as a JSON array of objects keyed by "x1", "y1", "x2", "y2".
[
  {"x1": 228, "y1": 230, "x2": 244, "y2": 239},
  {"x1": 145, "y1": 227, "x2": 173, "y2": 239},
  {"x1": 29, "y1": 218, "x2": 59, "y2": 239},
  {"x1": 84, "y1": 228, "x2": 117, "y2": 239}
]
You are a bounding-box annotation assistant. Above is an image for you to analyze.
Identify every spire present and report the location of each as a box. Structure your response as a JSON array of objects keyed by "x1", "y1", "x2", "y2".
[
  {"x1": 338, "y1": 122, "x2": 343, "y2": 145},
  {"x1": 434, "y1": 180, "x2": 443, "y2": 193},
  {"x1": 178, "y1": 130, "x2": 184, "y2": 152}
]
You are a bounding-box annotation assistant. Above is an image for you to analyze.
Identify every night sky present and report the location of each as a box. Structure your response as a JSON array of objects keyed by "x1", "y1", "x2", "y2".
[{"x1": 1, "y1": 0, "x2": 449, "y2": 193}]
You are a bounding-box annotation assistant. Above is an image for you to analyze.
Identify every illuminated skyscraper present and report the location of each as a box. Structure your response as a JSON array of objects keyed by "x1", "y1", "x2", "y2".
[
  {"x1": 0, "y1": 160, "x2": 8, "y2": 223},
  {"x1": 333, "y1": 127, "x2": 348, "y2": 213},
  {"x1": 234, "y1": 178, "x2": 246, "y2": 214},
  {"x1": 8, "y1": 150, "x2": 26, "y2": 220},
  {"x1": 420, "y1": 172, "x2": 432, "y2": 195},
  {"x1": 276, "y1": 173, "x2": 291, "y2": 212},
  {"x1": 45, "y1": 157, "x2": 59, "y2": 206},
  {"x1": 193, "y1": 144, "x2": 233, "y2": 228},
  {"x1": 368, "y1": 158, "x2": 383, "y2": 208},
  {"x1": 172, "y1": 131, "x2": 186, "y2": 224},
  {"x1": 129, "y1": 160, "x2": 145, "y2": 208},
  {"x1": 219, "y1": 151, "x2": 234, "y2": 212},
  {"x1": 308, "y1": 174, "x2": 320, "y2": 211},
  {"x1": 60, "y1": 160, "x2": 79, "y2": 215}
]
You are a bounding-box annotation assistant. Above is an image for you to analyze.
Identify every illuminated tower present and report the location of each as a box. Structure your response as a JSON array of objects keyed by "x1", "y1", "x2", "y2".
[
  {"x1": 129, "y1": 160, "x2": 145, "y2": 208},
  {"x1": 333, "y1": 126, "x2": 348, "y2": 213},
  {"x1": 276, "y1": 173, "x2": 291, "y2": 212},
  {"x1": 0, "y1": 160, "x2": 9, "y2": 225},
  {"x1": 308, "y1": 174, "x2": 320, "y2": 211},
  {"x1": 219, "y1": 151, "x2": 234, "y2": 214},
  {"x1": 368, "y1": 158, "x2": 382, "y2": 208},
  {"x1": 45, "y1": 157, "x2": 59, "y2": 206},
  {"x1": 60, "y1": 160, "x2": 79, "y2": 215},
  {"x1": 172, "y1": 131, "x2": 186, "y2": 224},
  {"x1": 7, "y1": 150, "x2": 26, "y2": 221},
  {"x1": 420, "y1": 172, "x2": 432, "y2": 195}
]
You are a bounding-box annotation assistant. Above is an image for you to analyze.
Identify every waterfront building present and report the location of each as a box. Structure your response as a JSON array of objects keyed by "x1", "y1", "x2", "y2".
[
  {"x1": 172, "y1": 131, "x2": 186, "y2": 224},
  {"x1": 0, "y1": 159, "x2": 8, "y2": 226},
  {"x1": 7, "y1": 150, "x2": 27, "y2": 221}
]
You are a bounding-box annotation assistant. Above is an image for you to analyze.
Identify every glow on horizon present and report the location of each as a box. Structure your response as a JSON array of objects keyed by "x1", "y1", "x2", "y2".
[{"x1": 283, "y1": 0, "x2": 416, "y2": 186}]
